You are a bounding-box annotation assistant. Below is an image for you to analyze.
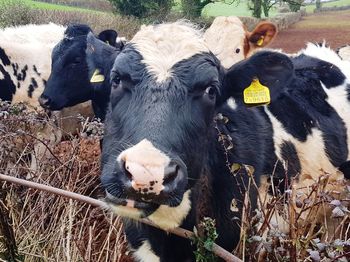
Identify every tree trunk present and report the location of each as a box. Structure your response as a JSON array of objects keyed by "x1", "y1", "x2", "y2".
[{"x1": 252, "y1": 0, "x2": 262, "y2": 18}]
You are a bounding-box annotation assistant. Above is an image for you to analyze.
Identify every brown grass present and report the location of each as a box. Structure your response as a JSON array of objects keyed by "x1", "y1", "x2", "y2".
[
  {"x1": 0, "y1": 102, "x2": 349, "y2": 261},
  {"x1": 0, "y1": 101, "x2": 132, "y2": 262}
]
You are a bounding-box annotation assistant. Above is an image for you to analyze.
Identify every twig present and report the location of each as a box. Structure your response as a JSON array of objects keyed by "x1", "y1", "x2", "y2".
[{"x1": 0, "y1": 173, "x2": 243, "y2": 262}]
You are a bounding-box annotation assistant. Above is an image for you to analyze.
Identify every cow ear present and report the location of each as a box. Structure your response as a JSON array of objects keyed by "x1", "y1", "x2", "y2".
[
  {"x1": 65, "y1": 24, "x2": 92, "y2": 38},
  {"x1": 98, "y1": 29, "x2": 118, "y2": 47},
  {"x1": 86, "y1": 32, "x2": 119, "y2": 84},
  {"x1": 247, "y1": 22, "x2": 277, "y2": 48},
  {"x1": 222, "y1": 51, "x2": 294, "y2": 106}
]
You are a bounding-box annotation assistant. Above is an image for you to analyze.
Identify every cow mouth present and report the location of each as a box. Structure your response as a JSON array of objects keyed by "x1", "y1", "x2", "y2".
[{"x1": 105, "y1": 191, "x2": 159, "y2": 217}]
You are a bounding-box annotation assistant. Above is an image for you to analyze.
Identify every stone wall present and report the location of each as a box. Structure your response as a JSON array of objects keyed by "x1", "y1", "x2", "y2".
[{"x1": 240, "y1": 10, "x2": 305, "y2": 31}]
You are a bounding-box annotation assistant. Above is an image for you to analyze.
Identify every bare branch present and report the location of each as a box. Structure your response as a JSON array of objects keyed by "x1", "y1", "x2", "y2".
[{"x1": 0, "y1": 173, "x2": 243, "y2": 262}]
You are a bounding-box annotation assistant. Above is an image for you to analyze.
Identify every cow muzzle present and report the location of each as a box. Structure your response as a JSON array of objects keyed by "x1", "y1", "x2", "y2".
[
  {"x1": 38, "y1": 94, "x2": 52, "y2": 109},
  {"x1": 105, "y1": 139, "x2": 187, "y2": 209}
]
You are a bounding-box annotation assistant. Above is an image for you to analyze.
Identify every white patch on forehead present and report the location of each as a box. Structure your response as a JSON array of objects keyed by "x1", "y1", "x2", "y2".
[
  {"x1": 204, "y1": 16, "x2": 246, "y2": 68},
  {"x1": 133, "y1": 241, "x2": 160, "y2": 262},
  {"x1": 131, "y1": 22, "x2": 209, "y2": 83}
]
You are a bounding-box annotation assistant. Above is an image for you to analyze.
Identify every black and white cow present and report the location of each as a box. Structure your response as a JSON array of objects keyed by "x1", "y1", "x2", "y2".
[
  {"x1": 0, "y1": 23, "x2": 65, "y2": 107},
  {"x1": 0, "y1": 23, "x2": 120, "y2": 170},
  {"x1": 39, "y1": 24, "x2": 124, "y2": 121},
  {"x1": 97, "y1": 22, "x2": 349, "y2": 261}
]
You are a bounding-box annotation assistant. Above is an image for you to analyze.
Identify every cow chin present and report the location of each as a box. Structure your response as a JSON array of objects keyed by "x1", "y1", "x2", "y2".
[{"x1": 106, "y1": 190, "x2": 192, "y2": 230}]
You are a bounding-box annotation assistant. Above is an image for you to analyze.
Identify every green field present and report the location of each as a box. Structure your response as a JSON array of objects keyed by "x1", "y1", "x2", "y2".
[
  {"x1": 9, "y1": 0, "x2": 350, "y2": 18},
  {"x1": 203, "y1": 1, "x2": 278, "y2": 17},
  {"x1": 23, "y1": 0, "x2": 104, "y2": 13},
  {"x1": 204, "y1": 0, "x2": 350, "y2": 17}
]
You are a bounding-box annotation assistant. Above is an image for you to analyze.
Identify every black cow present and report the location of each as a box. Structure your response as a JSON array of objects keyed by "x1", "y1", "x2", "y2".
[
  {"x1": 98, "y1": 23, "x2": 350, "y2": 261},
  {"x1": 39, "y1": 24, "x2": 123, "y2": 121}
]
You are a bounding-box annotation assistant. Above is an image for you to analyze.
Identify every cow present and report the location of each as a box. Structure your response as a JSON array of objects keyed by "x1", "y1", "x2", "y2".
[
  {"x1": 39, "y1": 17, "x2": 276, "y2": 122},
  {"x1": 204, "y1": 16, "x2": 277, "y2": 68},
  {"x1": 337, "y1": 45, "x2": 350, "y2": 61},
  {"x1": 0, "y1": 23, "x2": 120, "y2": 170},
  {"x1": 95, "y1": 22, "x2": 350, "y2": 261},
  {"x1": 39, "y1": 24, "x2": 124, "y2": 121}
]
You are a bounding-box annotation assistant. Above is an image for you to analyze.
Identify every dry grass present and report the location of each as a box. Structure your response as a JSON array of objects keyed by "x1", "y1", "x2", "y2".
[
  {"x1": 0, "y1": 101, "x2": 131, "y2": 262},
  {"x1": 0, "y1": 102, "x2": 349, "y2": 261}
]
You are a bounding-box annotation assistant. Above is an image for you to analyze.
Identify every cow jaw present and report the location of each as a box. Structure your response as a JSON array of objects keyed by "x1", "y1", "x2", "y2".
[{"x1": 107, "y1": 190, "x2": 192, "y2": 230}]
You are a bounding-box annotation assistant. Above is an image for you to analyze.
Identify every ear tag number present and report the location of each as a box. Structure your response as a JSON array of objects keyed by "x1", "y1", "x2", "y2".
[
  {"x1": 90, "y1": 69, "x2": 105, "y2": 83},
  {"x1": 243, "y1": 78, "x2": 270, "y2": 107},
  {"x1": 257, "y1": 36, "x2": 264, "y2": 46}
]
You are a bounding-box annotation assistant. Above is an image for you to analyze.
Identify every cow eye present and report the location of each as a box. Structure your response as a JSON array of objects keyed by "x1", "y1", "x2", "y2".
[
  {"x1": 112, "y1": 74, "x2": 121, "y2": 89},
  {"x1": 204, "y1": 86, "x2": 216, "y2": 100},
  {"x1": 235, "y1": 48, "x2": 240, "y2": 54}
]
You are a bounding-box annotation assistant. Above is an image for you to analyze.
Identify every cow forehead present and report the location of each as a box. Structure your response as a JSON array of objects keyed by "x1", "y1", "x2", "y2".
[
  {"x1": 204, "y1": 16, "x2": 246, "y2": 68},
  {"x1": 130, "y1": 22, "x2": 210, "y2": 83}
]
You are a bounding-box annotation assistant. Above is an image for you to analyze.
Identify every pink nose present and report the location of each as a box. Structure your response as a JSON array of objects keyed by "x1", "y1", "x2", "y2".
[
  {"x1": 125, "y1": 161, "x2": 165, "y2": 194},
  {"x1": 118, "y1": 139, "x2": 182, "y2": 195}
]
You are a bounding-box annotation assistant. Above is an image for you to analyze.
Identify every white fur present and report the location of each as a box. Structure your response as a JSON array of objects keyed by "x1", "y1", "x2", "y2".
[
  {"x1": 0, "y1": 23, "x2": 65, "y2": 109},
  {"x1": 204, "y1": 16, "x2": 246, "y2": 68},
  {"x1": 133, "y1": 241, "x2": 160, "y2": 262},
  {"x1": 338, "y1": 45, "x2": 350, "y2": 61},
  {"x1": 131, "y1": 22, "x2": 208, "y2": 83},
  {"x1": 264, "y1": 108, "x2": 339, "y2": 180},
  {"x1": 226, "y1": 97, "x2": 237, "y2": 110},
  {"x1": 301, "y1": 43, "x2": 350, "y2": 79},
  {"x1": 108, "y1": 190, "x2": 191, "y2": 230},
  {"x1": 322, "y1": 82, "x2": 350, "y2": 159},
  {"x1": 148, "y1": 190, "x2": 191, "y2": 230}
]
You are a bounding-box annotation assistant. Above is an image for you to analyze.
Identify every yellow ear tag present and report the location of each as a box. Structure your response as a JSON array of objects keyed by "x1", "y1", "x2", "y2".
[
  {"x1": 257, "y1": 36, "x2": 264, "y2": 47},
  {"x1": 90, "y1": 69, "x2": 105, "y2": 83},
  {"x1": 243, "y1": 78, "x2": 270, "y2": 107}
]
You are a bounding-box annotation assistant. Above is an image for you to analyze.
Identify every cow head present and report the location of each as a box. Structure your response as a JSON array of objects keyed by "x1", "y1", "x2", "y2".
[
  {"x1": 100, "y1": 22, "x2": 291, "y2": 229},
  {"x1": 204, "y1": 16, "x2": 277, "y2": 68},
  {"x1": 39, "y1": 24, "x2": 122, "y2": 111}
]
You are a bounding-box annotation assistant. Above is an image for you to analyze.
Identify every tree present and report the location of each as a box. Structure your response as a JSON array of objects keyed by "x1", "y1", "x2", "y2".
[
  {"x1": 181, "y1": 0, "x2": 215, "y2": 18},
  {"x1": 109, "y1": 0, "x2": 173, "y2": 18}
]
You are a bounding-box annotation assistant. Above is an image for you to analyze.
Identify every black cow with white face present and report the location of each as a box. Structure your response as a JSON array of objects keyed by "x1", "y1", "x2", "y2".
[
  {"x1": 100, "y1": 22, "x2": 279, "y2": 261},
  {"x1": 99, "y1": 23, "x2": 350, "y2": 261},
  {"x1": 39, "y1": 24, "x2": 123, "y2": 120}
]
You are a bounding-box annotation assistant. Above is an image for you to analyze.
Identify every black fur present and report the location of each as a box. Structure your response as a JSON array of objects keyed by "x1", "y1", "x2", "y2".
[
  {"x1": 101, "y1": 47, "x2": 349, "y2": 261},
  {"x1": 39, "y1": 24, "x2": 122, "y2": 121}
]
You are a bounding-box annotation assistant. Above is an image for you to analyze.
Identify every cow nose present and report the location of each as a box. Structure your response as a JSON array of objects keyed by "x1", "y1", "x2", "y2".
[
  {"x1": 121, "y1": 159, "x2": 184, "y2": 195},
  {"x1": 38, "y1": 95, "x2": 51, "y2": 108}
]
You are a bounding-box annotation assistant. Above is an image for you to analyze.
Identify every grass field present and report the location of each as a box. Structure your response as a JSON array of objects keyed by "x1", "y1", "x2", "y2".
[
  {"x1": 203, "y1": 0, "x2": 278, "y2": 17},
  {"x1": 14, "y1": 0, "x2": 350, "y2": 18},
  {"x1": 204, "y1": 0, "x2": 350, "y2": 17},
  {"x1": 24, "y1": 0, "x2": 105, "y2": 13}
]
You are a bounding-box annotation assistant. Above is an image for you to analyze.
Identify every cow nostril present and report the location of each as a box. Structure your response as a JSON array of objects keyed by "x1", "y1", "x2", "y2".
[
  {"x1": 123, "y1": 162, "x2": 133, "y2": 181},
  {"x1": 163, "y1": 163, "x2": 180, "y2": 185},
  {"x1": 39, "y1": 95, "x2": 51, "y2": 107}
]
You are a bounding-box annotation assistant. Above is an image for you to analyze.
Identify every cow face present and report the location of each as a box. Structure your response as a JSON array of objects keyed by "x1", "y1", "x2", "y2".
[
  {"x1": 39, "y1": 24, "x2": 120, "y2": 111},
  {"x1": 101, "y1": 23, "x2": 222, "y2": 226},
  {"x1": 204, "y1": 16, "x2": 277, "y2": 68},
  {"x1": 101, "y1": 22, "x2": 291, "y2": 228}
]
